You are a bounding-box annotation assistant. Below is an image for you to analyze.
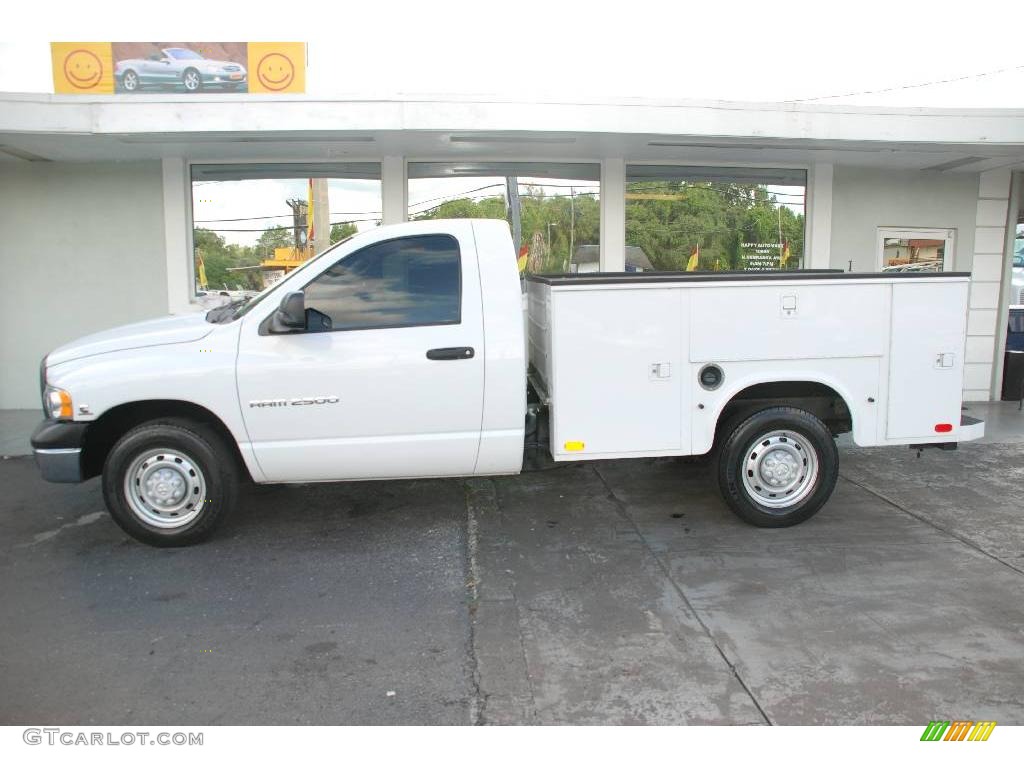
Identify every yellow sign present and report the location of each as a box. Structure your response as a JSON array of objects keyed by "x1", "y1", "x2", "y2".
[
  {"x1": 52, "y1": 43, "x2": 114, "y2": 94},
  {"x1": 247, "y1": 42, "x2": 306, "y2": 94},
  {"x1": 51, "y1": 42, "x2": 306, "y2": 95}
]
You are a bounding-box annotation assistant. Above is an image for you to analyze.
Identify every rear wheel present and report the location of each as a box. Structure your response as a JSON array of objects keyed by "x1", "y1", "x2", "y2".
[
  {"x1": 717, "y1": 406, "x2": 838, "y2": 527},
  {"x1": 102, "y1": 420, "x2": 237, "y2": 546},
  {"x1": 121, "y1": 70, "x2": 139, "y2": 91}
]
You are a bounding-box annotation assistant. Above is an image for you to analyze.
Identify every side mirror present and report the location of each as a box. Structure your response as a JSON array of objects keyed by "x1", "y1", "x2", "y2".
[{"x1": 268, "y1": 291, "x2": 306, "y2": 333}]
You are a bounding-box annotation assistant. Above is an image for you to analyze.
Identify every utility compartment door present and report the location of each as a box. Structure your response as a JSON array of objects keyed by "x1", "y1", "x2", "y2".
[
  {"x1": 886, "y1": 281, "x2": 968, "y2": 440},
  {"x1": 550, "y1": 288, "x2": 686, "y2": 458}
]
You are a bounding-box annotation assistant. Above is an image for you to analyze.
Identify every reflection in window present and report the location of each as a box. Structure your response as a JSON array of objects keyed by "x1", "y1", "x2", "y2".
[
  {"x1": 625, "y1": 166, "x2": 806, "y2": 272},
  {"x1": 408, "y1": 162, "x2": 600, "y2": 275},
  {"x1": 190, "y1": 163, "x2": 382, "y2": 308},
  {"x1": 304, "y1": 235, "x2": 461, "y2": 331},
  {"x1": 882, "y1": 238, "x2": 945, "y2": 272}
]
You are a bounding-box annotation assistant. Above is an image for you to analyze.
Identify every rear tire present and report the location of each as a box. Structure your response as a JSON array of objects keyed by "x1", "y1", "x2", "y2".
[
  {"x1": 717, "y1": 406, "x2": 838, "y2": 527},
  {"x1": 102, "y1": 420, "x2": 237, "y2": 547}
]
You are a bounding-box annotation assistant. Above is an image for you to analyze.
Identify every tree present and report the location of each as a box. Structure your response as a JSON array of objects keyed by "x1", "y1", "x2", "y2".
[{"x1": 330, "y1": 222, "x2": 358, "y2": 243}]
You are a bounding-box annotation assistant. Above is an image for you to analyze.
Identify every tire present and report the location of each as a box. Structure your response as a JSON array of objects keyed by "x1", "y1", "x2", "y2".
[
  {"x1": 716, "y1": 406, "x2": 838, "y2": 528},
  {"x1": 102, "y1": 420, "x2": 238, "y2": 547},
  {"x1": 121, "y1": 70, "x2": 139, "y2": 92},
  {"x1": 182, "y1": 68, "x2": 202, "y2": 92}
]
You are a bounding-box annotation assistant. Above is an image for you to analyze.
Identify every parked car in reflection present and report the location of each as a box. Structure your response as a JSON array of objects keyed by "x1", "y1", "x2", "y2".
[
  {"x1": 115, "y1": 48, "x2": 247, "y2": 93},
  {"x1": 1012, "y1": 240, "x2": 1024, "y2": 306}
]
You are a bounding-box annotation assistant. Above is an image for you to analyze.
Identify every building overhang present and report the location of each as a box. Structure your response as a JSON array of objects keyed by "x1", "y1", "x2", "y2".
[{"x1": 2, "y1": 92, "x2": 1024, "y2": 172}]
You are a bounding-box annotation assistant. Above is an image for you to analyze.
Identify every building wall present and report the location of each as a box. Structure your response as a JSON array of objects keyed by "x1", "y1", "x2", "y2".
[
  {"x1": 0, "y1": 161, "x2": 168, "y2": 409},
  {"x1": 829, "y1": 166, "x2": 979, "y2": 272}
]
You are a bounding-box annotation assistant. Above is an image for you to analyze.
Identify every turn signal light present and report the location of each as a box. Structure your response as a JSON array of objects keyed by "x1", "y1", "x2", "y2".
[
  {"x1": 45, "y1": 387, "x2": 73, "y2": 420},
  {"x1": 934, "y1": 423, "x2": 953, "y2": 433}
]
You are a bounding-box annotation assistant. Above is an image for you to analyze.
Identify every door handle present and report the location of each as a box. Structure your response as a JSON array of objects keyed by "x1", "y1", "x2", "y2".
[{"x1": 426, "y1": 346, "x2": 475, "y2": 361}]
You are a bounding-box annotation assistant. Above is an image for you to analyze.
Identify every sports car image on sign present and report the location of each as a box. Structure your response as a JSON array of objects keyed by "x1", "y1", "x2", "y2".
[{"x1": 114, "y1": 44, "x2": 248, "y2": 93}]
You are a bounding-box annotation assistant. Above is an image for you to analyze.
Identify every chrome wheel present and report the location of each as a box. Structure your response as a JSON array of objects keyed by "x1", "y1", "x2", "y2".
[
  {"x1": 124, "y1": 449, "x2": 206, "y2": 529},
  {"x1": 741, "y1": 429, "x2": 819, "y2": 512},
  {"x1": 122, "y1": 71, "x2": 138, "y2": 91},
  {"x1": 183, "y1": 70, "x2": 200, "y2": 91}
]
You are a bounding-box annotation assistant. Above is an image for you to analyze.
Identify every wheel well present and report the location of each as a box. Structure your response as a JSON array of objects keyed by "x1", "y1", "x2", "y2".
[
  {"x1": 81, "y1": 400, "x2": 250, "y2": 481},
  {"x1": 716, "y1": 381, "x2": 853, "y2": 440}
]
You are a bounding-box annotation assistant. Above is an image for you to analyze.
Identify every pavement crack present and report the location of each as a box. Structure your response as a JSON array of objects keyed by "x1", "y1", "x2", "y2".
[
  {"x1": 591, "y1": 464, "x2": 773, "y2": 726},
  {"x1": 462, "y1": 480, "x2": 486, "y2": 725},
  {"x1": 840, "y1": 473, "x2": 1024, "y2": 579}
]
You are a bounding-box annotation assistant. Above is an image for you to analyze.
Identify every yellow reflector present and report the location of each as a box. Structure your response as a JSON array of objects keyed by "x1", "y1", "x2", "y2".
[
  {"x1": 564, "y1": 441, "x2": 585, "y2": 452},
  {"x1": 58, "y1": 390, "x2": 72, "y2": 419}
]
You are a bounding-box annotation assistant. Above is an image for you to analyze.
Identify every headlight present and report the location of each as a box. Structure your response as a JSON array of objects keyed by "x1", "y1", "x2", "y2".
[{"x1": 45, "y1": 386, "x2": 73, "y2": 420}]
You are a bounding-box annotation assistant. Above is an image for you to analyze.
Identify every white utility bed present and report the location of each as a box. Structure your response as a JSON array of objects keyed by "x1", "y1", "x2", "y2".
[{"x1": 526, "y1": 270, "x2": 976, "y2": 461}]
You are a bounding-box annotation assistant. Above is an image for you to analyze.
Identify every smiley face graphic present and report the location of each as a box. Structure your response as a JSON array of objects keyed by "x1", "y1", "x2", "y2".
[
  {"x1": 63, "y1": 49, "x2": 103, "y2": 90},
  {"x1": 256, "y1": 53, "x2": 295, "y2": 91}
]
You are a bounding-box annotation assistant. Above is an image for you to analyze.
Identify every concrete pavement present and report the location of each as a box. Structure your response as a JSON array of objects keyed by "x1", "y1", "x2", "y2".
[{"x1": 2, "y1": 414, "x2": 1023, "y2": 725}]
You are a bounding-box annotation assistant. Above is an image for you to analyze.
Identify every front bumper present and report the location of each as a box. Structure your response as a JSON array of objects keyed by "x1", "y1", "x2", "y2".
[{"x1": 31, "y1": 420, "x2": 88, "y2": 483}]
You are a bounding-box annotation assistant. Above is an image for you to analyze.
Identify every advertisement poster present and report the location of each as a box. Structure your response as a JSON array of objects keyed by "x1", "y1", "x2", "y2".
[{"x1": 51, "y1": 42, "x2": 305, "y2": 95}]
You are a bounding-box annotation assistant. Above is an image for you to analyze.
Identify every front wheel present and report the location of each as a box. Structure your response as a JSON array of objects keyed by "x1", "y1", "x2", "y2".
[
  {"x1": 717, "y1": 406, "x2": 838, "y2": 527},
  {"x1": 182, "y1": 68, "x2": 202, "y2": 92},
  {"x1": 102, "y1": 420, "x2": 238, "y2": 546}
]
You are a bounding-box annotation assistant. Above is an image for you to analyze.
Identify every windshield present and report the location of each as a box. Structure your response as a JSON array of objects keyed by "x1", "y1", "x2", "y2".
[
  {"x1": 167, "y1": 49, "x2": 203, "y2": 60},
  {"x1": 205, "y1": 236, "x2": 355, "y2": 324}
]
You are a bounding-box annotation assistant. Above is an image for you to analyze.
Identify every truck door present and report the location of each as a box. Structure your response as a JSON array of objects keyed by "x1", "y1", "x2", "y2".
[{"x1": 236, "y1": 229, "x2": 485, "y2": 482}]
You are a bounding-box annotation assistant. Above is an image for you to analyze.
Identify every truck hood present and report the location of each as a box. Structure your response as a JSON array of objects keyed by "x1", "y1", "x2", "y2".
[{"x1": 47, "y1": 314, "x2": 215, "y2": 366}]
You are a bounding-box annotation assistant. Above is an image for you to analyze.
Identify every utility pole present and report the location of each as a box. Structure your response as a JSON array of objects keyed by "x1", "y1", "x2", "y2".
[
  {"x1": 506, "y1": 176, "x2": 522, "y2": 255},
  {"x1": 569, "y1": 185, "x2": 575, "y2": 272},
  {"x1": 285, "y1": 198, "x2": 308, "y2": 251},
  {"x1": 311, "y1": 177, "x2": 330, "y2": 255}
]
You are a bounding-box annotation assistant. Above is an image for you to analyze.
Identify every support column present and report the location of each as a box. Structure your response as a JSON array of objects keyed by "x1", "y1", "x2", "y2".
[
  {"x1": 806, "y1": 162, "x2": 833, "y2": 270},
  {"x1": 965, "y1": 168, "x2": 1013, "y2": 401},
  {"x1": 161, "y1": 157, "x2": 192, "y2": 314},
  {"x1": 600, "y1": 158, "x2": 626, "y2": 272},
  {"x1": 381, "y1": 155, "x2": 407, "y2": 225}
]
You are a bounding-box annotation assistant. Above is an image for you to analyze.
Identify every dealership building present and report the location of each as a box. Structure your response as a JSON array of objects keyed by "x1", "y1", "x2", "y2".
[{"x1": 1, "y1": 91, "x2": 1023, "y2": 412}]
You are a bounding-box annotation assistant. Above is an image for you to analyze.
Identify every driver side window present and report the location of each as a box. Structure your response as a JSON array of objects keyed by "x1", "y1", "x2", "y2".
[{"x1": 303, "y1": 234, "x2": 462, "y2": 332}]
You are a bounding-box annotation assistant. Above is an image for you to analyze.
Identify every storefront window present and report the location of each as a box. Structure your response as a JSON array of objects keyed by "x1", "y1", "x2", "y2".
[
  {"x1": 625, "y1": 165, "x2": 806, "y2": 272},
  {"x1": 190, "y1": 163, "x2": 382, "y2": 304},
  {"x1": 407, "y1": 162, "x2": 600, "y2": 275}
]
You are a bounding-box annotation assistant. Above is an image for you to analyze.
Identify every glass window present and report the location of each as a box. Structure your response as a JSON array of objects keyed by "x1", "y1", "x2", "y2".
[
  {"x1": 303, "y1": 235, "x2": 461, "y2": 331},
  {"x1": 190, "y1": 162, "x2": 382, "y2": 309},
  {"x1": 878, "y1": 228, "x2": 953, "y2": 272},
  {"x1": 625, "y1": 165, "x2": 807, "y2": 272},
  {"x1": 408, "y1": 162, "x2": 600, "y2": 275}
]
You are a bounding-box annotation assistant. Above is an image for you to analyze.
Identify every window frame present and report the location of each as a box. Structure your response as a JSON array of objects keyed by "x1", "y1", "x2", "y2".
[{"x1": 267, "y1": 233, "x2": 464, "y2": 335}]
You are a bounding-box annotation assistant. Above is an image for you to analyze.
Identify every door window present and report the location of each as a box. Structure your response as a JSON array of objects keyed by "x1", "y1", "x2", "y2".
[{"x1": 302, "y1": 234, "x2": 461, "y2": 331}]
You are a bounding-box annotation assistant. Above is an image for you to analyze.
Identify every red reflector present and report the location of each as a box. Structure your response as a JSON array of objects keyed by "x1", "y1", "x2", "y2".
[{"x1": 935, "y1": 423, "x2": 953, "y2": 433}]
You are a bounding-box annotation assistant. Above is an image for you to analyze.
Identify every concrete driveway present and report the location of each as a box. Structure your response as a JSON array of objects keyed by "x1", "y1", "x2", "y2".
[{"x1": 2, "y1": 411, "x2": 1023, "y2": 725}]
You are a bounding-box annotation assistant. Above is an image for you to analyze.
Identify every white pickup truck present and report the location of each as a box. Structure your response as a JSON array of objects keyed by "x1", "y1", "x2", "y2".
[{"x1": 32, "y1": 218, "x2": 984, "y2": 546}]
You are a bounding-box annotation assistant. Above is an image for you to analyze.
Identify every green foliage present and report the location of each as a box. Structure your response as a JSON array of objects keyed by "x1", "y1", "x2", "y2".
[
  {"x1": 193, "y1": 228, "x2": 262, "y2": 291},
  {"x1": 330, "y1": 222, "x2": 358, "y2": 243},
  {"x1": 412, "y1": 181, "x2": 803, "y2": 273},
  {"x1": 413, "y1": 189, "x2": 600, "y2": 273},
  {"x1": 625, "y1": 182, "x2": 804, "y2": 271}
]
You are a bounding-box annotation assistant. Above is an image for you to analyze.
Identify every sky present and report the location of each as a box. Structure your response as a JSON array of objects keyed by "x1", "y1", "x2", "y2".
[{"x1": 1, "y1": 0, "x2": 1016, "y2": 245}]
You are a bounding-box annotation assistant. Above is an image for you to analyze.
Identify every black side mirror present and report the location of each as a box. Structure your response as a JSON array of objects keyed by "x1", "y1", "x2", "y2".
[{"x1": 268, "y1": 291, "x2": 306, "y2": 333}]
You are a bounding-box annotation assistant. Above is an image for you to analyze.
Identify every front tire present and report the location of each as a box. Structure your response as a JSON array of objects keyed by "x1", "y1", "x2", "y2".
[
  {"x1": 102, "y1": 420, "x2": 237, "y2": 547},
  {"x1": 717, "y1": 406, "x2": 838, "y2": 527},
  {"x1": 182, "y1": 68, "x2": 202, "y2": 92}
]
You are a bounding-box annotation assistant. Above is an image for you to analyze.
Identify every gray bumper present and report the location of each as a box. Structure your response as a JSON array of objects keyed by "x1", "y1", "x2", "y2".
[
  {"x1": 31, "y1": 419, "x2": 88, "y2": 483},
  {"x1": 34, "y1": 448, "x2": 84, "y2": 483}
]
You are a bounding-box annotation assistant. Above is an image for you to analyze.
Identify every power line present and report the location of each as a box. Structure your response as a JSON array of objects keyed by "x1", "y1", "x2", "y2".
[{"x1": 791, "y1": 63, "x2": 1024, "y2": 103}]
